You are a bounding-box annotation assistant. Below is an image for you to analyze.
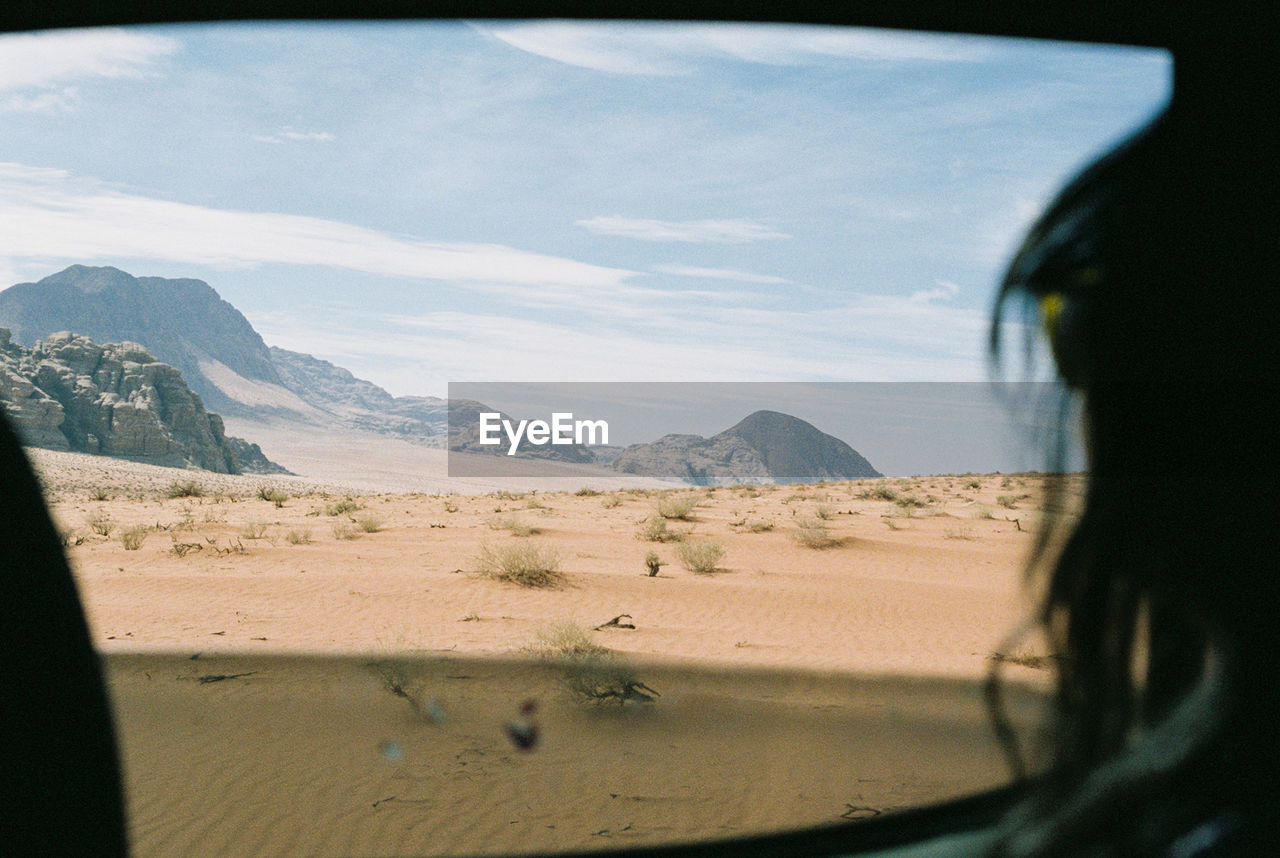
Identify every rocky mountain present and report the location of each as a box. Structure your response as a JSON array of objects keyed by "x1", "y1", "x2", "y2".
[
  {"x1": 612, "y1": 410, "x2": 881, "y2": 485},
  {"x1": 0, "y1": 266, "x2": 453, "y2": 442},
  {"x1": 0, "y1": 266, "x2": 283, "y2": 415},
  {"x1": 0, "y1": 329, "x2": 286, "y2": 474}
]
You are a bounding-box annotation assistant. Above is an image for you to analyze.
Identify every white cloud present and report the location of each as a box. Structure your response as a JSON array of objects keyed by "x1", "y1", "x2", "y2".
[
  {"x1": 653, "y1": 264, "x2": 789, "y2": 284},
  {"x1": 0, "y1": 28, "x2": 177, "y2": 113},
  {"x1": 476, "y1": 21, "x2": 991, "y2": 75},
  {"x1": 252, "y1": 129, "x2": 335, "y2": 144},
  {"x1": 909, "y1": 279, "x2": 961, "y2": 304},
  {"x1": 0, "y1": 162, "x2": 633, "y2": 289},
  {"x1": 578, "y1": 216, "x2": 789, "y2": 244}
]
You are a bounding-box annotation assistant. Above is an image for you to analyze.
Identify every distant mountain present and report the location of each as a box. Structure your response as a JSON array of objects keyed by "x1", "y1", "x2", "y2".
[
  {"x1": 0, "y1": 265, "x2": 283, "y2": 415},
  {"x1": 0, "y1": 329, "x2": 286, "y2": 474},
  {"x1": 612, "y1": 410, "x2": 881, "y2": 485},
  {"x1": 0, "y1": 266, "x2": 450, "y2": 440}
]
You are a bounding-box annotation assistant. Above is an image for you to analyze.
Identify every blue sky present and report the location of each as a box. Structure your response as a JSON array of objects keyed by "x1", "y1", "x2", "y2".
[{"x1": 0, "y1": 22, "x2": 1170, "y2": 396}]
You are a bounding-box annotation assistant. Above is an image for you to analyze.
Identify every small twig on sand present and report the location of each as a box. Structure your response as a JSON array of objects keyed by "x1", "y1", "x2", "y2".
[
  {"x1": 197, "y1": 671, "x2": 257, "y2": 684},
  {"x1": 594, "y1": 614, "x2": 636, "y2": 630}
]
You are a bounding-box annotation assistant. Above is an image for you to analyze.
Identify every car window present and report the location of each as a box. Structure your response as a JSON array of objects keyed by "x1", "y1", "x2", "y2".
[{"x1": 0, "y1": 20, "x2": 1168, "y2": 856}]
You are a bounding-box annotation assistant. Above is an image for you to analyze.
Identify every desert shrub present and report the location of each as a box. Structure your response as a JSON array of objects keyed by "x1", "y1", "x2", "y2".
[
  {"x1": 443, "y1": 499, "x2": 460, "y2": 513},
  {"x1": 644, "y1": 551, "x2": 664, "y2": 577},
  {"x1": 332, "y1": 522, "x2": 359, "y2": 540},
  {"x1": 120, "y1": 525, "x2": 148, "y2": 551},
  {"x1": 972, "y1": 506, "x2": 996, "y2": 520},
  {"x1": 945, "y1": 524, "x2": 977, "y2": 540},
  {"x1": 637, "y1": 515, "x2": 685, "y2": 543},
  {"x1": 257, "y1": 484, "x2": 289, "y2": 507},
  {"x1": 87, "y1": 510, "x2": 114, "y2": 536},
  {"x1": 600, "y1": 495, "x2": 622, "y2": 509},
  {"x1": 285, "y1": 529, "x2": 313, "y2": 545},
  {"x1": 326, "y1": 498, "x2": 360, "y2": 516},
  {"x1": 965, "y1": 479, "x2": 981, "y2": 490},
  {"x1": 675, "y1": 540, "x2": 724, "y2": 574},
  {"x1": 356, "y1": 516, "x2": 383, "y2": 533},
  {"x1": 528, "y1": 621, "x2": 658, "y2": 704},
  {"x1": 814, "y1": 504, "x2": 834, "y2": 520},
  {"x1": 793, "y1": 517, "x2": 838, "y2": 549},
  {"x1": 494, "y1": 490, "x2": 525, "y2": 500},
  {"x1": 486, "y1": 515, "x2": 537, "y2": 536},
  {"x1": 997, "y1": 495, "x2": 1019, "y2": 509},
  {"x1": 166, "y1": 479, "x2": 203, "y2": 498},
  {"x1": 90, "y1": 488, "x2": 112, "y2": 502},
  {"x1": 524, "y1": 497, "x2": 547, "y2": 510},
  {"x1": 894, "y1": 494, "x2": 926, "y2": 509},
  {"x1": 477, "y1": 541, "x2": 562, "y2": 587},
  {"x1": 656, "y1": 495, "x2": 698, "y2": 520},
  {"x1": 240, "y1": 520, "x2": 269, "y2": 540},
  {"x1": 742, "y1": 520, "x2": 774, "y2": 533},
  {"x1": 858, "y1": 486, "x2": 899, "y2": 502},
  {"x1": 574, "y1": 487, "x2": 600, "y2": 497}
]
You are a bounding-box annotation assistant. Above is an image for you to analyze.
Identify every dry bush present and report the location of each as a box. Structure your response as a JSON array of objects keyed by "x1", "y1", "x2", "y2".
[
  {"x1": 858, "y1": 485, "x2": 899, "y2": 502},
  {"x1": 257, "y1": 484, "x2": 289, "y2": 507},
  {"x1": 120, "y1": 525, "x2": 148, "y2": 551},
  {"x1": 600, "y1": 495, "x2": 622, "y2": 509},
  {"x1": 675, "y1": 540, "x2": 725, "y2": 574},
  {"x1": 486, "y1": 515, "x2": 537, "y2": 537},
  {"x1": 574, "y1": 487, "x2": 600, "y2": 497},
  {"x1": 477, "y1": 541, "x2": 563, "y2": 587},
  {"x1": 166, "y1": 479, "x2": 204, "y2": 498},
  {"x1": 524, "y1": 497, "x2": 547, "y2": 510},
  {"x1": 793, "y1": 517, "x2": 838, "y2": 549},
  {"x1": 656, "y1": 495, "x2": 698, "y2": 520},
  {"x1": 944, "y1": 524, "x2": 977, "y2": 540},
  {"x1": 285, "y1": 529, "x2": 312, "y2": 545},
  {"x1": 814, "y1": 504, "x2": 835, "y2": 520},
  {"x1": 332, "y1": 522, "x2": 359, "y2": 540},
  {"x1": 240, "y1": 519, "x2": 269, "y2": 540},
  {"x1": 87, "y1": 510, "x2": 114, "y2": 536},
  {"x1": 637, "y1": 515, "x2": 685, "y2": 543},
  {"x1": 325, "y1": 498, "x2": 360, "y2": 516},
  {"x1": 742, "y1": 519, "x2": 774, "y2": 533},
  {"x1": 997, "y1": 495, "x2": 1019, "y2": 509},
  {"x1": 356, "y1": 516, "x2": 383, "y2": 533},
  {"x1": 972, "y1": 506, "x2": 996, "y2": 520},
  {"x1": 528, "y1": 621, "x2": 658, "y2": 705}
]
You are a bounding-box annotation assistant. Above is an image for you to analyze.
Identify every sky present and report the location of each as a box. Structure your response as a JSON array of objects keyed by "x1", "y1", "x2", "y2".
[{"x1": 0, "y1": 22, "x2": 1171, "y2": 397}]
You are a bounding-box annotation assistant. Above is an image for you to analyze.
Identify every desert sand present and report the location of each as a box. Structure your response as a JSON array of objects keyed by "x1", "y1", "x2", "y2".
[{"x1": 28, "y1": 447, "x2": 1075, "y2": 857}]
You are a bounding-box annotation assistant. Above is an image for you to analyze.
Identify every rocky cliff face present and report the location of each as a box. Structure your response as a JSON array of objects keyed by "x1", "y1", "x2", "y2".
[
  {"x1": 612, "y1": 410, "x2": 881, "y2": 485},
  {"x1": 0, "y1": 266, "x2": 282, "y2": 415},
  {"x1": 0, "y1": 329, "x2": 286, "y2": 474}
]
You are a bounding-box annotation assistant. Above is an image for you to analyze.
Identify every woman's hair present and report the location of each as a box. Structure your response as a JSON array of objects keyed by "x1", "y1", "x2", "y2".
[{"x1": 984, "y1": 63, "x2": 1278, "y2": 857}]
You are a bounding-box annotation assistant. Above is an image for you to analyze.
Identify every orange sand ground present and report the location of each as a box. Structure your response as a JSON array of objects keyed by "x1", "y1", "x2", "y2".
[{"x1": 29, "y1": 449, "x2": 1075, "y2": 857}]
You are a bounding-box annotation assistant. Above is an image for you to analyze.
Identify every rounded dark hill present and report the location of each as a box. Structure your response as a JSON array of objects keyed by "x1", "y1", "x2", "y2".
[
  {"x1": 0, "y1": 265, "x2": 281, "y2": 413},
  {"x1": 715, "y1": 410, "x2": 882, "y2": 482}
]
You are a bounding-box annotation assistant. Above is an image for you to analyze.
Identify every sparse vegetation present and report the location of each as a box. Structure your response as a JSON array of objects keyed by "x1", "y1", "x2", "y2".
[
  {"x1": 166, "y1": 479, "x2": 203, "y2": 498},
  {"x1": 637, "y1": 515, "x2": 685, "y2": 543},
  {"x1": 240, "y1": 519, "x2": 269, "y2": 540},
  {"x1": 656, "y1": 495, "x2": 698, "y2": 520},
  {"x1": 644, "y1": 551, "x2": 664, "y2": 577},
  {"x1": 813, "y1": 504, "x2": 834, "y2": 520},
  {"x1": 355, "y1": 516, "x2": 383, "y2": 533},
  {"x1": 88, "y1": 509, "x2": 114, "y2": 536},
  {"x1": 285, "y1": 529, "x2": 313, "y2": 545},
  {"x1": 574, "y1": 487, "x2": 600, "y2": 497},
  {"x1": 675, "y1": 540, "x2": 724, "y2": 574},
  {"x1": 120, "y1": 524, "x2": 148, "y2": 550},
  {"x1": 944, "y1": 524, "x2": 976, "y2": 540},
  {"x1": 997, "y1": 495, "x2": 1019, "y2": 509},
  {"x1": 332, "y1": 522, "x2": 359, "y2": 540},
  {"x1": 477, "y1": 541, "x2": 563, "y2": 587},
  {"x1": 600, "y1": 495, "x2": 621, "y2": 509},
  {"x1": 793, "y1": 517, "x2": 838, "y2": 549},
  {"x1": 325, "y1": 498, "x2": 360, "y2": 516},
  {"x1": 90, "y1": 487, "x2": 112, "y2": 502},
  {"x1": 528, "y1": 621, "x2": 658, "y2": 704},
  {"x1": 740, "y1": 519, "x2": 774, "y2": 533},
  {"x1": 486, "y1": 515, "x2": 538, "y2": 537},
  {"x1": 257, "y1": 484, "x2": 289, "y2": 507}
]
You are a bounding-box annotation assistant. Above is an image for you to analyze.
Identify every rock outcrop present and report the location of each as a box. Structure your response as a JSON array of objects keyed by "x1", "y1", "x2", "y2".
[
  {"x1": 612, "y1": 410, "x2": 881, "y2": 485},
  {"x1": 0, "y1": 328, "x2": 287, "y2": 474}
]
